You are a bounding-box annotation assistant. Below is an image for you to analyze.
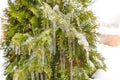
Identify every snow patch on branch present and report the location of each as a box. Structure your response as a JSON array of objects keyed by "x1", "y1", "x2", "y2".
[{"x1": 75, "y1": 32, "x2": 89, "y2": 50}]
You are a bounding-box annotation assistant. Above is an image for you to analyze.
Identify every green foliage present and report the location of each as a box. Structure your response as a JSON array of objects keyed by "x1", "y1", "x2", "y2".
[
  {"x1": 3, "y1": 0, "x2": 106, "y2": 80},
  {"x1": 11, "y1": 33, "x2": 27, "y2": 46}
]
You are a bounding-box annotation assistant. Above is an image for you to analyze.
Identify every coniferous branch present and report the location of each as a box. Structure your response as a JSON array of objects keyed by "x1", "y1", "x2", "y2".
[{"x1": 2, "y1": 0, "x2": 106, "y2": 80}]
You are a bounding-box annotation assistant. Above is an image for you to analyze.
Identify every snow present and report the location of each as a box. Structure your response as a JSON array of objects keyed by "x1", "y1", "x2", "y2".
[
  {"x1": 97, "y1": 26, "x2": 120, "y2": 35},
  {"x1": 92, "y1": 44, "x2": 120, "y2": 80},
  {"x1": 92, "y1": 0, "x2": 120, "y2": 24}
]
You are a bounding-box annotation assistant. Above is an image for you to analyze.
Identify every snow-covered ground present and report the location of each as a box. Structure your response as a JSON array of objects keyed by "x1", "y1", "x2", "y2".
[{"x1": 92, "y1": 44, "x2": 120, "y2": 80}]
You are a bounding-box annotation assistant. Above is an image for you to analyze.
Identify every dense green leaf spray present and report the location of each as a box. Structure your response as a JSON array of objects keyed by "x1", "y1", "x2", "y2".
[{"x1": 2, "y1": 0, "x2": 106, "y2": 80}]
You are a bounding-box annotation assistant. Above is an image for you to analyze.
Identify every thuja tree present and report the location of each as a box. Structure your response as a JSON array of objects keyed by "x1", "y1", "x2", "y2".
[{"x1": 3, "y1": 0, "x2": 106, "y2": 80}]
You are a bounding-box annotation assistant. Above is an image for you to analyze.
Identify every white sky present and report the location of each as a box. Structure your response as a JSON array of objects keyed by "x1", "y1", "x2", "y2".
[
  {"x1": 0, "y1": 0, "x2": 7, "y2": 16},
  {"x1": 92, "y1": 0, "x2": 120, "y2": 23}
]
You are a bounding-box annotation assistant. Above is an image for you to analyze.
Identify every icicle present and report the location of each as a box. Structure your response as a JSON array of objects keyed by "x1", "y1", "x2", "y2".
[
  {"x1": 60, "y1": 51, "x2": 63, "y2": 70},
  {"x1": 60, "y1": 51, "x2": 65, "y2": 70},
  {"x1": 31, "y1": 72, "x2": 35, "y2": 80},
  {"x1": 50, "y1": 43, "x2": 53, "y2": 54},
  {"x1": 67, "y1": 31, "x2": 74, "y2": 80},
  {"x1": 86, "y1": 51, "x2": 89, "y2": 64},
  {"x1": 71, "y1": 10, "x2": 74, "y2": 21},
  {"x1": 47, "y1": 19, "x2": 49, "y2": 29},
  {"x1": 36, "y1": 73, "x2": 39, "y2": 80},
  {"x1": 63, "y1": 30, "x2": 66, "y2": 70},
  {"x1": 13, "y1": 44, "x2": 15, "y2": 51},
  {"x1": 72, "y1": 36, "x2": 75, "y2": 55},
  {"x1": 70, "y1": 59, "x2": 73, "y2": 80},
  {"x1": 63, "y1": 53, "x2": 65, "y2": 70},
  {"x1": 44, "y1": 9, "x2": 47, "y2": 18},
  {"x1": 53, "y1": 22, "x2": 56, "y2": 55},
  {"x1": 40, "y1": 71, "x2": 44, "y2": 80},
  {"x1": 41, "y1": 46, "x2": 45, "y2": 80},
  {"x1": 15, "y1": 46, "x2": 17, "y2": 55},
  {"x1": 68, "y1": 37, "x2": 73, "y2": 80},
  {"x1": 28, "y1": 49, "x2": 31, "y2": 55},
  {"x1": 11, "y1": 43, "x2": 15, "y2": 51},
  {"x1": 15, "y1": 46, "x2": 20, "y2": 55},
  {"x1": 18, "y1": 46, "x2": 20, "y2": 55},
  {"x1": 60, "y1": 52, "x2": 62, "y2": 70},
  {"x1": 42, "y1": 46, "x2": 45, "y2": 65},
  {"x1": 68, "y1": 38, "x2": 72, "y2": 55}
]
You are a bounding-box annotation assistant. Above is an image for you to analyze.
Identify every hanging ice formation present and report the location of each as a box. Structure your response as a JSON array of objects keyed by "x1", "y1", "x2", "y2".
[
  {"x1": 31, "y1": 72, "x2": 35, "y2": 80},
  {"x1": 42, "y1": 46, "x2": 45, "y2": 65},
  {"x1": 53, "y1": 22, "x2": 56, "y2": 55}
]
